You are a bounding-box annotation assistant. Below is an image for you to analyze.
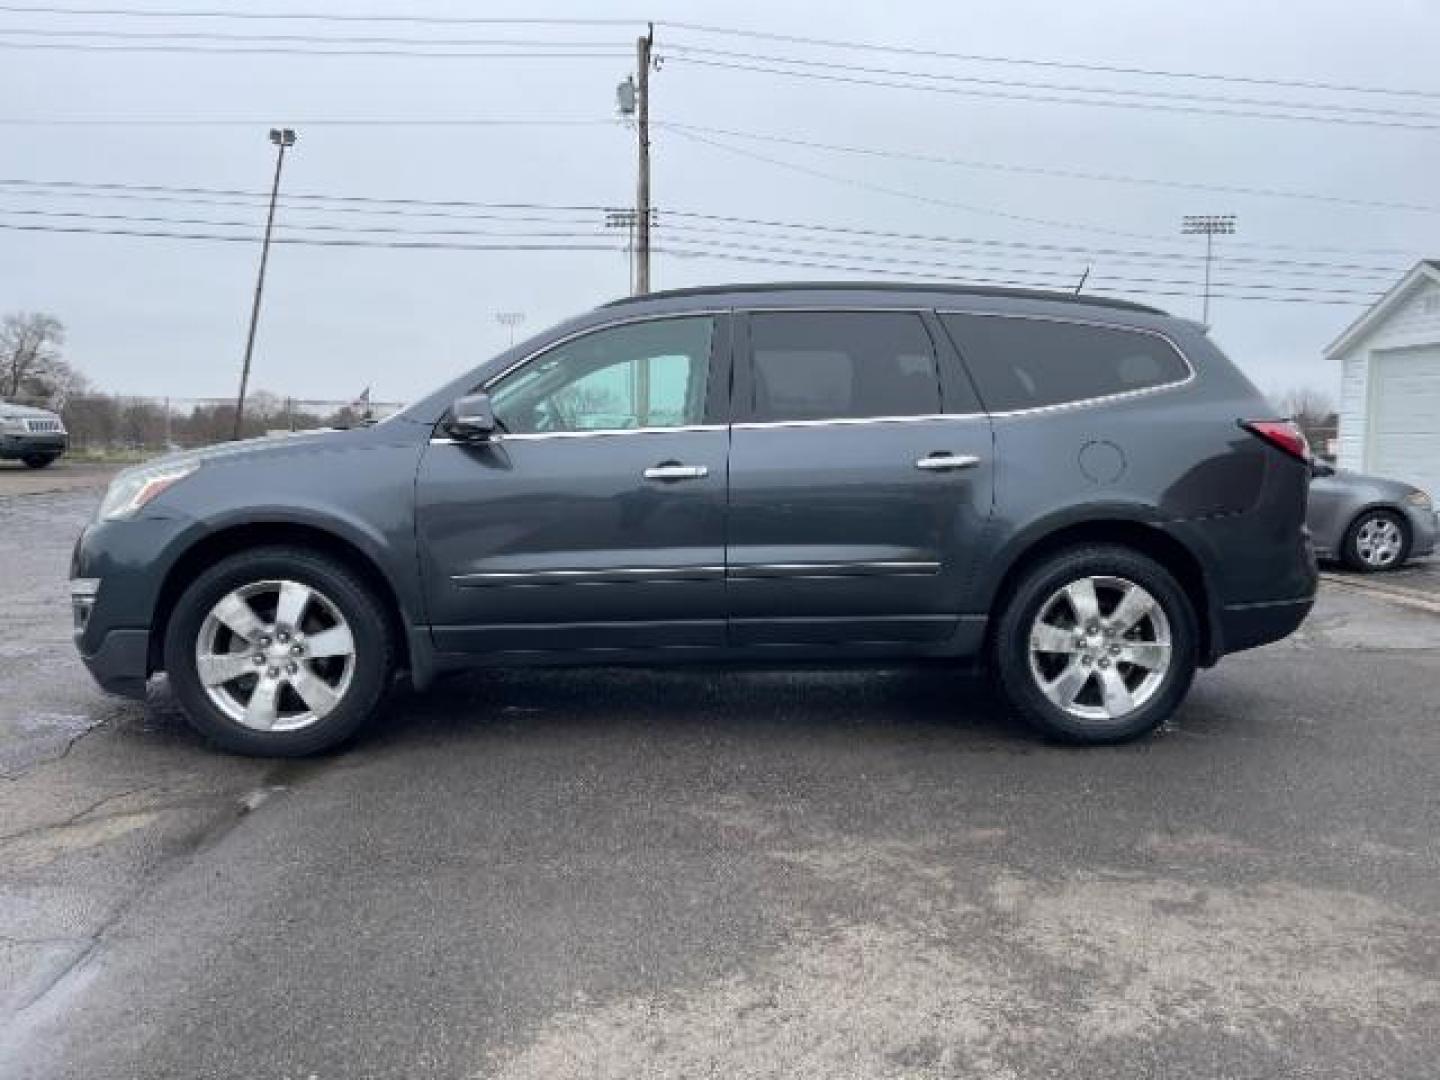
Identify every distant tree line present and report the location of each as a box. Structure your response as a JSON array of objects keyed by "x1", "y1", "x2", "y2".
[
  {"x1": 2, "y1": 310, "x2": 384, "y2": 453},
  {"x1": 60, "y1": 393, "x2": 374, "y2": 453}
]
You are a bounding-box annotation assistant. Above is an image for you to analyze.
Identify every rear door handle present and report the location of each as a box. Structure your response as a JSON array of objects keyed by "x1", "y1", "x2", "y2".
[
  {"x1": 643, "y1": 463, "x2": 709, "y2": 481},
  {"x1": 915, "y1": 453, "x2": 981, "y2": 471}
]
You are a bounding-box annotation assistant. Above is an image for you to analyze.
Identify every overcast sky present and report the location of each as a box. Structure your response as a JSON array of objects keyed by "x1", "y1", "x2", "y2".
[{"x1": 4, "y1": 0, "x2": 1438, "y2": 405}]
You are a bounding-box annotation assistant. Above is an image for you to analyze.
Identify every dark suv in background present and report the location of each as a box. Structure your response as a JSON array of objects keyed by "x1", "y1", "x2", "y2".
[{"x1": 71, "y1": 283, "x2": 1317, "y2": 755}]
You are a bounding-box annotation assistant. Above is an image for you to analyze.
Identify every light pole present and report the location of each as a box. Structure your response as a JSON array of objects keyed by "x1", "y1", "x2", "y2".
[
  {"x1": 233, "y1": 127, "x2": 296, "y2": 440},
  {"x1": 1181, "y1": 214, "x2": 1236, "y2": 325},
  {"x1": 496, "y1": 311, "x2": 525, "y2": 348}
]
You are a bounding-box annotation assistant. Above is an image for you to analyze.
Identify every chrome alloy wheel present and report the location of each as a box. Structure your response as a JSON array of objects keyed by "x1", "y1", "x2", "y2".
[
  {"x1": 1027, "y1": 575, "x2": 1172, "y2": 723},
  {"x1": 1355, "y1": 515, "x2": 1404, "y2": 569},
  {"x1": 194, "y1": 579, "x2": 356, "y2": 732}
]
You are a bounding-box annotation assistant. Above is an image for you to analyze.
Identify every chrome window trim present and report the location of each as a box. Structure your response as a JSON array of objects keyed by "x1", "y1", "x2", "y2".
[
  {"x1": 430, "y1": 423, "x2": 724, "y2": 446},
  {"x1": 934, "y1": 308, "x2": 1196, "y2": 418},
  {"x1": 732, "y1": 413, "x2": 982, "y2": 431},
  {"x1": 447, "y1": 304, "x2": 1194, "y2": 438}
]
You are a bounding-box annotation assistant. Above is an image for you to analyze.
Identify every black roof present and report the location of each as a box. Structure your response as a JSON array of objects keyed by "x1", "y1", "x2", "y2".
[{"x1": 601, "y1": 281, "x2": 1166, "y2": 315}]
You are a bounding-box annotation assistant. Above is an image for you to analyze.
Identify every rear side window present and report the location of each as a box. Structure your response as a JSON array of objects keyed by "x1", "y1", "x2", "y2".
[
  {"x1": 748, "y1": 312, "x2": 941, "y2": 422},
  {"x1": 939, "y1": 313, "x2": 1189, "y2": 412}
]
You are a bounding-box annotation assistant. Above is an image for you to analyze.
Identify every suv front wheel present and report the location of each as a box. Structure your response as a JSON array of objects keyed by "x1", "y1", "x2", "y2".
[
  {"x1": 163, "y1": 546, "x2": 395, "y2": 756},
  {"x1": 993, "y1": 544, "x2": 1198, "y2": 744}
]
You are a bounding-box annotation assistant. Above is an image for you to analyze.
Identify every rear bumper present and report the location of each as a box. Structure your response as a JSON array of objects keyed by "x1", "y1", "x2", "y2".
[
  {"x1": 78, "y1": 627, "x2": 151, "y2": 699},
  {"x1": 0, "y1": 432, "x2": 67, "y2": 459},
  {"x1": 1215, "y1": 595, "x2": 1314, "y2": 658}
]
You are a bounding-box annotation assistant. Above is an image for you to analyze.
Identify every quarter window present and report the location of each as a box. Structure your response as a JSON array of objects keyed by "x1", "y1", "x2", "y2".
[
  {"x1": 489, "y1": 317, "x2": 713, "y2": 434},
  {"x1": 939, "y1": 313, "x2": 1189, "y2": 412},
  {"x1": 748, "y1": 312, "x2": 942, "y2": 422}
]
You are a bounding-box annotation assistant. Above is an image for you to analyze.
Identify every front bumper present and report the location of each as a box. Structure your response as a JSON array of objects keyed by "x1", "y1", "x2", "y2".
[
  {"x1": 1, "y1": 432, "x2": 67, "y2": 459},
  {"x1": 71, "y1": 511, "x2": 202, "y2": 699},
  {"x1": 1404, "y1": 505, "x2": 1438, "y2": 558},
  {"x1": 79, "y1": 627, "x2": 151, "y2": 699}
]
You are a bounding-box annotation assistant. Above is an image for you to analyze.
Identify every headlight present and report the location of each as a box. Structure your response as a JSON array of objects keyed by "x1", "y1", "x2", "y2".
[
  {"x1": 1404, "y1": 489, "x2": 1434, "y2": 510},
  {"x1": 0, "y1": 415, "x2": 26, "y2": 434},
  {"x1": 98, "y1": 461, "x2": 200, "y2": 521}
]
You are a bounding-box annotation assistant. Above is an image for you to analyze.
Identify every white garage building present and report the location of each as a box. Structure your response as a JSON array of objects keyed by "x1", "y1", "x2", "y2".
[{"x1": 1327, "y1": 259, "x2": 1440, "y2": 498}]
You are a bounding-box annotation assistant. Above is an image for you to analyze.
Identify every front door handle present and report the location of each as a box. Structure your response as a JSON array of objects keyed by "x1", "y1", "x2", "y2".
[
  {"x1": 915, "y1": 453, "x2": 981, "y2": 471},
  {"x1": 643, "y1": 463, "x2": 709, "y2": 481}
]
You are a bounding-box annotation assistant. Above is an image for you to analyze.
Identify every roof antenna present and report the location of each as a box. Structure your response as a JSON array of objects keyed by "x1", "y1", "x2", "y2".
[{"x1": 1073, "y1": 265, "x2": 1091, "y2": 295}]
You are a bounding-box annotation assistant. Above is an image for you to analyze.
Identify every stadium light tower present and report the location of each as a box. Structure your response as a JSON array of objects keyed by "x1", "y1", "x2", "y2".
[
  {"x1": 495, "y1": 311, "x2": 525, "y2": 347},
  {"x1": 1181, "y1": 214, "x2": 1237, "y2": 325}
]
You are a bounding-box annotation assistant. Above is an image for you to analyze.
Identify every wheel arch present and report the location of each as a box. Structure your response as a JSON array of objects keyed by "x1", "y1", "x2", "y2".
[
  {"x1": 148, "y1": 519, "x2": 413, "y2": 677},
  {"x1": 979, "y1": 513, "x2": 1216, "y2": 665}
]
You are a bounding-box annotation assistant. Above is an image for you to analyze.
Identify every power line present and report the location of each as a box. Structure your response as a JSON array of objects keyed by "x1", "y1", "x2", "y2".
[
  {"x1": 6, "y1": 22, "x2": 1426, "y2": 124},
  {"x1": 6, "y1": 6, "x2": 1434, "y2": 103},
  {"x1": 0, "y1": 219, "x2": 625, "y2": 251},
  {"x1": 664, "y1": 126, "x2": 1425, "y2": 258},
  {"x1": 668, "y1": 55, "x2": 1440, "y2": 132},
  {"x1": 0, "y1": 177, "x2": 1415, "y2": 271},
  {"x1": 0, "y1": 5, "x2": 639, "y2": 27},
  {"x1": 1, "y1": 204, "x2": 1387, "y2": 290},
  {"x1": 0, "y1": 208, "x2": 1387, "y2": 299},
  {"x1": 0, "y1": 27, "x2": 627, "y2": 47},
  {"x1": 656, "y1": 220, "x2": 1400, "y2": 283},
  {"x1": 654, "y1": 244, "x2": 1375, "y2": 306},
  {"x1": 660, "y1": 122, "x2": 1440, "y2": 216},
  {"x1": 0, "y1": 39, "x2": 630, "y2": 58},
  {"x1": 1, "y1": 185, "x2": 605, "y2": 226},
  {"x1": 0, "y1": 178, "x2": 611, "y2": 212},
  {"x1": 649, "y1": 232, "x2": 1385, "y2": 297},
  {"x1": 1, "y1": 206, "x2": 611, "y2": 239},
  {"x1": 659, "y1": 20, "x2": 1440, "y2": 102},
  {"x1": 663, "y1": 43, "x2": 1439, "y2": 122},
  {"x1": 0, "y1": 116, "x2": 615, "y2": 126}
]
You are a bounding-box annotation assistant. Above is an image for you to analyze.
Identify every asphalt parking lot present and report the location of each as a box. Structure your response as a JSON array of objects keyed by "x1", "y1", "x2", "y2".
[{"x1": 2, "y1": 467, "x2": 1438, "y2": 1079}]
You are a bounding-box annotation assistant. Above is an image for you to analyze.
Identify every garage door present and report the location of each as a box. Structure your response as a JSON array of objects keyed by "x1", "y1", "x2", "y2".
[{"x1": 1368, "y1": 345, "x2": 1440, "y2": 497}]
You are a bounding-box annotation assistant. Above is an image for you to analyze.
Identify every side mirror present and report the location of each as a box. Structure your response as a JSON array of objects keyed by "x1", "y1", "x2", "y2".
[
  {"x1": 1310, "y1": 461, "x2": 1335, "y2": 479},
  {"x1": 446, "y1": 393, "x2": 498, "y2": 440}
]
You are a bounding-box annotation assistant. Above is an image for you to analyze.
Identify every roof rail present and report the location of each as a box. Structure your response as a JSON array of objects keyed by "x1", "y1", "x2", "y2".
[{"x1": 600, "y1": 281, "x2": 1167, "y2": 315}]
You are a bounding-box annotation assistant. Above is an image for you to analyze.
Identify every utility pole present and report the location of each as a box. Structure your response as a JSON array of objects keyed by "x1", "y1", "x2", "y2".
[
  {"x1": 1181, "y1": 214, "x2": 1236, "y2": 325},
  {"x1": 233, "y1": 127, "x2": 296, "y2": 440},
  {"x1": 635, "y1": 23, "x2": 653, "y2": 295}
]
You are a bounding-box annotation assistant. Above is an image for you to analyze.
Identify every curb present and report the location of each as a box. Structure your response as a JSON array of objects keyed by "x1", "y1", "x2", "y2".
[{"x1": 1320, "y1": 572, "x2": 1440, "y2": 616}]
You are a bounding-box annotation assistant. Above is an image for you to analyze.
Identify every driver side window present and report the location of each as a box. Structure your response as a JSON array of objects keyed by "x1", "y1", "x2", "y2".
[{"x1": 490, "y1": 317, "x2": 713, "y2": 435}]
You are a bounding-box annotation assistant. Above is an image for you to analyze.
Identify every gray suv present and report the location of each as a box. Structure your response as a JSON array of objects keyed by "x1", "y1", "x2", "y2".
[{"x1": 71, "y1": 284, "x2": 1317, "y2": 755}]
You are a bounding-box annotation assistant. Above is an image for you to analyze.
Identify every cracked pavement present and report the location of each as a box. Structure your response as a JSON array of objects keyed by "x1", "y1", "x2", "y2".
[{"x1": 2, "y1": 476, "x2": 1438, "y2": 1078}]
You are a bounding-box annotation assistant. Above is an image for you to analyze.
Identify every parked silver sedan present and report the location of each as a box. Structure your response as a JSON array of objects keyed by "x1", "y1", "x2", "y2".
[{"x1": 1308, "y1": 463, "x2": 1437, "y2": 571}]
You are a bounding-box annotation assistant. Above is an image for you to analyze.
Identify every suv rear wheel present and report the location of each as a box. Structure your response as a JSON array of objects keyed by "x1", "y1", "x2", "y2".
[
  {"x1": 993, "y1": 544, "x2": 1198, "y2": 744},
  {"x1": 163, "y1": 546, "x2": 395, "y2": 756}
]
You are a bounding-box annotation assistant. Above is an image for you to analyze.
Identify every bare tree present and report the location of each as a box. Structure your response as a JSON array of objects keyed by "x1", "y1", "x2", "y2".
[
  {"x1": 1274, "y1": 386, "x2": 1334, "y2": 425},
  {"x1": 0, "y1": 312, "x2": 72, "y2": 403},
  {"x1": 1274, "y1": 385, "x2": 1338, "y2": 458}
]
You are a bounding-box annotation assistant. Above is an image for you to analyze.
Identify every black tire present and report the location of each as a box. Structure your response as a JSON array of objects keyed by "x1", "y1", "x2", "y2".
[
  {"x1": 1340, "y1": 508, "x2": 1410, "y2": 573},
  {"x1": 991, "y1": 544, "x2": 1199, "y2": 745},
  {"x1": 163, "y1": 545, "x2": 395, "y2": 756},
  {"x1": 21, "y1": 454, "x2": 57, "y2": 468}
]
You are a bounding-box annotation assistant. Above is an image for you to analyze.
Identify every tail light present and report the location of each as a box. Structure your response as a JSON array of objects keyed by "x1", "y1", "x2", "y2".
[{"x1": 1241, "y1": 419, "x2": 1311, "y2": 463}]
